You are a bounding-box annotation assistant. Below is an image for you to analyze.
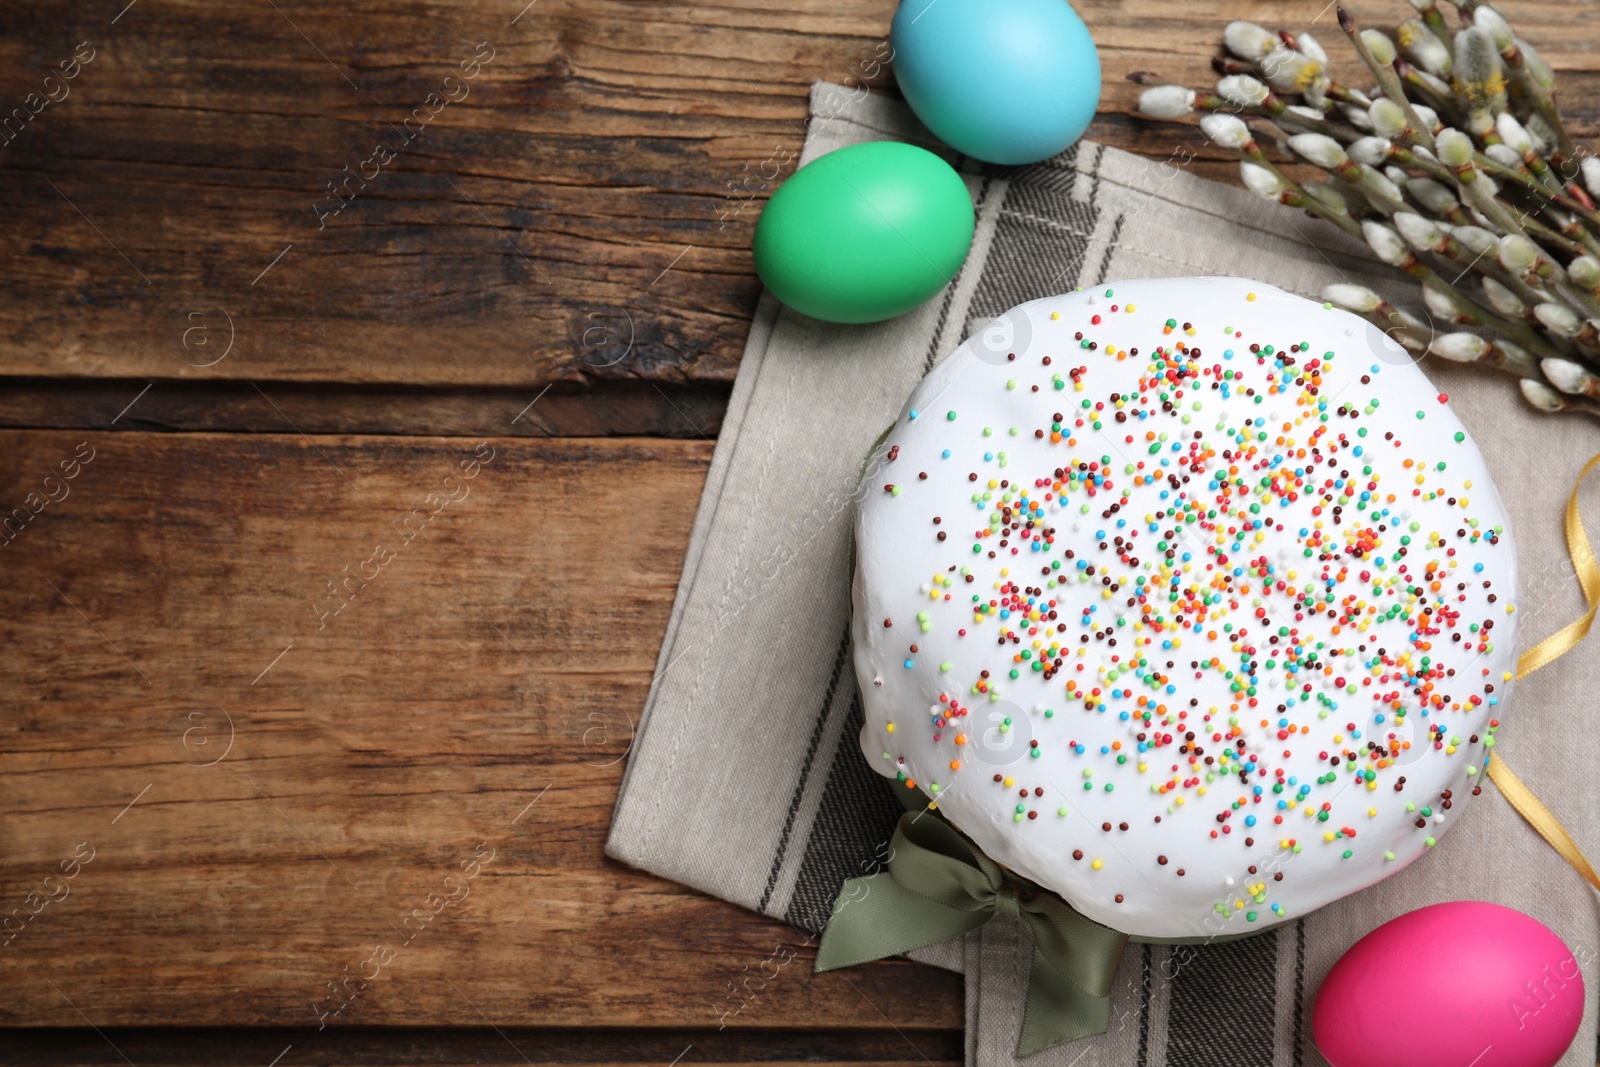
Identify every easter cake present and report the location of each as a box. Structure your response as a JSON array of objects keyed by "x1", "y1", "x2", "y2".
[{"x1": 851, "y1": 276, "x2": 1518, "y2": 938}]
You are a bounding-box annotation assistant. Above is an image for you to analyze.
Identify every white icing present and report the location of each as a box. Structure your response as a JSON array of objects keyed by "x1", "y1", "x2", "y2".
[{"x1": 851, "y1": 277, "x2": 1518, "y2": 938}]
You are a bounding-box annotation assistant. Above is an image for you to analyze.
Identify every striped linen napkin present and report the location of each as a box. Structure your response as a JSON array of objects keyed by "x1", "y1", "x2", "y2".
[{"x1": 606, "y1": 81, "x2": 1600, "y2": 1066}]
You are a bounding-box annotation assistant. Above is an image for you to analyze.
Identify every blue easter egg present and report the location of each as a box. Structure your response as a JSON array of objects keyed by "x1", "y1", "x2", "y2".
[{"x1": 890, "y1": 0, "x2": 1101, "y2": 165}]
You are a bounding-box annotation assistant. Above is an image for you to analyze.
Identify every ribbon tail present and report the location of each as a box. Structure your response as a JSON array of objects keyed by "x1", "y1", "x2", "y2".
[
  {"x1": 1515, "y1": 448, "x2": 1600, "y2": 679},
  {"x1": 1492, "y1": 449, "x2": 1600, "y2": 895},
  {"x1": 814, "y1": 871, "x2": 992, "y2": 973},
  {"x1": 1487, "y1": 752, "x2": 1600, "y2": 892},
  {"x1": 1014, "y1": 907, "x2": 1129, "y2": 1057},
  {"x1": 1016, "y1": 940, "x2": 1116, "y2": 1057}
]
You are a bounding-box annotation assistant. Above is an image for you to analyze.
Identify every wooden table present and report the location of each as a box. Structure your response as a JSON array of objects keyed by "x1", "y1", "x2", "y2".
[{"x1": 2, "y1": 1, "x2": 1595, "y2": 1064}]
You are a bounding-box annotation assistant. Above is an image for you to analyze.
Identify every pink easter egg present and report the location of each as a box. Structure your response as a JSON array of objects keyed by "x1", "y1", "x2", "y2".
[{"x1": 1314, "y1": 901, "x2": 1584, "y2": 1067}]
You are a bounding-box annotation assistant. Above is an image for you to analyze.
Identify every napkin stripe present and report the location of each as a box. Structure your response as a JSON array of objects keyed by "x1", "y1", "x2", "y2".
[
  {"x1": 1136, "y1": 943, "x2": 1153, "y2": 1067},
  {"x1": 1292, "y1": 920, "x2": 1306, "y2": 1067},
  {"x1": 758, "y1": 624, "x2": 854, "y2": 915},
  {"x1": 964, "y1": 148, "x2": 1101, "y2": 329},
  {"x1": 782, "y1": 689, "x2": 906, "y2": 936},
  {"x1": 1164, "y1": 930, "x2": 1279, "y2": 1067},
  {"x1": 1095, "y1": 213, "x2": 1127, "y2": 293},
  {"x1": 923, "y1": 174, "x2": 998, "y2": 374}
]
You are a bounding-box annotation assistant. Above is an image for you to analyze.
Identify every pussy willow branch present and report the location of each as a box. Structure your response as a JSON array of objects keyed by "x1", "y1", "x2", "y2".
[{"x1": 1132, "y1": 0, "x2": 1600, "y2": 416}]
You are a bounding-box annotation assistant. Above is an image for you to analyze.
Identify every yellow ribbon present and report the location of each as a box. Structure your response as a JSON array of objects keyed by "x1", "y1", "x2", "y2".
[
  {"x1": 1487, "y1": 755, "x2": 1600, "y2": 890},
  {"x1": 1485, "y1": 449, "x2": 1600, "y2": 891}
]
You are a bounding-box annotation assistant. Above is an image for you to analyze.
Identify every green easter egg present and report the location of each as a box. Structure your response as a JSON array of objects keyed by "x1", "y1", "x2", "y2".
[{"x1": 753, "y1": 141, "x2": 975, "y2": 324}]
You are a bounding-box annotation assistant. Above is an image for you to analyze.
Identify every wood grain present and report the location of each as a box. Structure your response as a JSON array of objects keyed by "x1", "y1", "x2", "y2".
[
  {"x1": 1, "y1": 0, "x2": 1594, "y2": 403},
  {"x1": 2, "y1": 1027, "x2": 963, "y2": 1067},
  {"x1": 0, "y1": 379, "x2": 729, "y2": 438},
  {"x1": 0, "y1": 430, "x2": 959, "y2": 1029}
]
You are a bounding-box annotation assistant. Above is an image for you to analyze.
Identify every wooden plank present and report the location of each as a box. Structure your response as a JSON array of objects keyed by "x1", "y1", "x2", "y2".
[
  {"x1": 0, "y1": 0, "x2": 860, "y2": 389},
  {"x1": 0, "y1": 1026, "x2": 964, "y2": 1067},
  {"x1": 0, "y1": 379, "x2": 729, "y2": 438},
  {"x1": 0, "y1": 430, "x2": 961, "y2": 1028},
  {"x1": 2, "y1": 0, "x2": 1594, "y2": 396}
]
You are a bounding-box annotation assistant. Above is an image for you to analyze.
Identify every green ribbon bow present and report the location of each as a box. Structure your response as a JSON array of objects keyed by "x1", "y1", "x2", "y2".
[{"x1": 814, "y1": 811, "x2": 1130, "y2": 1057}]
